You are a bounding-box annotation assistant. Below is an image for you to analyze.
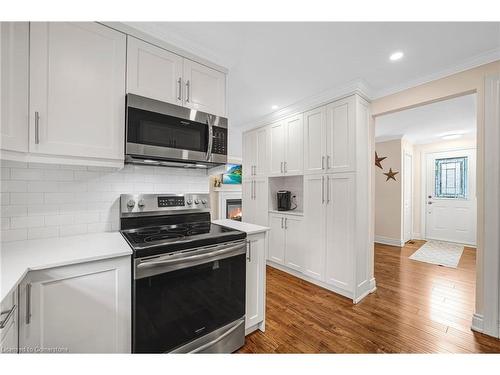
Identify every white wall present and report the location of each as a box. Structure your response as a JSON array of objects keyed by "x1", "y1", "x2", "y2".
[
  {"x1": 0, "y1": 161, "x2": 209, "y2": 242},
  {"x1": 412, "y1": 137, "x2": 476, "y2": 239},
  {"x1": 374, "y1": 139, "x2": 403, "y2": 245}
]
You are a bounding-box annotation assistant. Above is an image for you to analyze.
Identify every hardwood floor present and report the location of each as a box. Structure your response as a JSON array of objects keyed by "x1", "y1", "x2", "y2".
[{"x1": 238, "y1": 240, "x2": 500, "y2": 353}]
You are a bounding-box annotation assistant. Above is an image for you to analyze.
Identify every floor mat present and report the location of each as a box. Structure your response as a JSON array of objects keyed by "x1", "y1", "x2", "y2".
[{"x1": 409, "y1": 240, "x2": 464, "y2": 268}]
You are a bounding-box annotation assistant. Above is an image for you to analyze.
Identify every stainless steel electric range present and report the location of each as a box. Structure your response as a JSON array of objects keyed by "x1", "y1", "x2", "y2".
[{"x1": 119, "y1": 193, "x2": 247, "y2": 354}]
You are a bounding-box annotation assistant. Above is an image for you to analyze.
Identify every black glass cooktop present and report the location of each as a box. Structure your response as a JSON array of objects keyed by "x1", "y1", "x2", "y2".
[{"x1": 121, "y1": 221, "x2": 246, "y2": 258}]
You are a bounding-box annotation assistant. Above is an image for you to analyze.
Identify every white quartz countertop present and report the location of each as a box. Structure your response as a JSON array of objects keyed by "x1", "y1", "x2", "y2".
[
  {"x1": 0, "y1": 232, "x2": 132, "y2": 303},
  {"x1": 213, "y1": 219, "x2": 270, "y2": 235}
]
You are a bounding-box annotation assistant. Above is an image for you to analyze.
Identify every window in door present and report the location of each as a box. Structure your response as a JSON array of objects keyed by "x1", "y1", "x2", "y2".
[{"x1": 434, "y1": 156, "x2": 468, "y2": 199}]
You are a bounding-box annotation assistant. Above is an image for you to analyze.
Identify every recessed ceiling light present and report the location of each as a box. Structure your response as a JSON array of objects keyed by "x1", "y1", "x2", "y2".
[
  {"x1": 271, "y1": 105, "x2": 278, "y2": 110},
  {"x1": 441, "y1": 133, "x2": 463, "y2": 140},
  {"x1": 389, "y1": 51, "x2": 404, "y2": 61}
]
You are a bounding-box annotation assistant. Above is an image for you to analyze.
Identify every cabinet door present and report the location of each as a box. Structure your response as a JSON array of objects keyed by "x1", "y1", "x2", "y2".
[
  {"x1": 325, "y1": 174, "x2": 354, "y2": 292},
  {"x1": 253, "y1": 178, "x2": 268, "y2": 227},
  {"x1": 284, "y1": 114, "x2": 304, "y2": 175},
  {"x1": 255, "y1": 126, "x2": 270, "y2": 177},
  {"x1": 29, "y1": 22, "x2": 126, "y2": 160},
  {"x1": 326, "y1": 96, "x2": 356, "y2": 172},
  {"x1": 304, "y1": 106, "x2": 327, "y2": 174},
  {"x1": 284, "y1": 216, "x2": 304, "y2": 272},
  {"x1": 19, "y1": 256, "x2": 131, "y2": 353},
  {"x1": 0, "y1": 22, "x2": 29, "y2": 152},
  {"x1": 269, "y1": 121, "x2": 285, "y2": 176},
  {"x1": 126, "y1": 36, "x2": 183, "y2": 105},
  {"x1": 268, "y1": 214, "x2": 285, "y2": 264},
  {"x1": 242, "y1": 179, "x2": 255, "y2": 224},
  {"x1": 303, "y1": 174, "x2": 326, "y2": 280},
  {"x1": 0, "y1": 286, "x2": 18, "y2": 354},
  {"x1": 245, "y1": 233, "x2": 265, "y2": 330},
  {"x1": 183, "y1": 59, "x2": 226, "y2": 116},
  {"x1": 242, "y1": 130, "x2": 257, "y2": 178}
]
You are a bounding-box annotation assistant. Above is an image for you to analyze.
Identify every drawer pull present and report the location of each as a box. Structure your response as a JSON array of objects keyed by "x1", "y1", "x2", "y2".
[{"x1": 0, "y1": 305, "x2": 16, "y2": 329}]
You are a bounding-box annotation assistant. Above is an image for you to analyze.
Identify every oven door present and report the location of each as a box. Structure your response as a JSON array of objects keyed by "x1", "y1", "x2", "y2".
[{"x1": 133, "y1": 240, "x2": 246, "y2": 353}]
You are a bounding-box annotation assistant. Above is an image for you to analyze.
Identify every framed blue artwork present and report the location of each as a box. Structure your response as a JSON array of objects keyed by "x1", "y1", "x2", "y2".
[{"x1": 222, "y1": 164, "x2": 242, "y2": 184}]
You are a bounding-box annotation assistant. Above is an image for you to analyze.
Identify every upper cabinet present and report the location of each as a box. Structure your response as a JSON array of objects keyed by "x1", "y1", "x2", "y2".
[
  {"x1": 127, "y1": 36, "x2": 183, "y2": 106},
  {"x1": 243, "y1": 125, "x2": 269, "y2": 178},
  {"x1": 269, "y1": 114, "x2": 303, "y2": 176},
  {"x1": 303, "y1": 106, "x2": 327, "y2": 174},
  {"x1": 183, "y1": 59, "x2": 226, "y2": 117},
  {"x1": 127, "y1": 37, "x2": 226, "y2": 117},
  {"x1": 29, "y1": 22, "x2": 126, "y2": 161},
  {"x1": 0, "y1": 22, "x2": 29, "y2": 153}
]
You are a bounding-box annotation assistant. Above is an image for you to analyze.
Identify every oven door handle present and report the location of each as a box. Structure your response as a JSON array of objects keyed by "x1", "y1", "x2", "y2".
[{"x1": 135, "y1": 241, "x2": 246, "y2": 278}]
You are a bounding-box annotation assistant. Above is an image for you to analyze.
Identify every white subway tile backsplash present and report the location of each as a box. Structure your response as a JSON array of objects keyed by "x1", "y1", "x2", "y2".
[
  {"x1": 0, "y1": 162, "x2": 209, "y2": 242},
  {"x1": 11, "y1": 215, "x2": 44, "y2": 229},
  {"x1": 1, "y1": 228, "x2": 28, "y2": 242}
]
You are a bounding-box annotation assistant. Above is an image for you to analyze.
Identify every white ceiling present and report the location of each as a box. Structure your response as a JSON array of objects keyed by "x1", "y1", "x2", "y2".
[
  {"x1": 375, "y1": 93, "x2": 476, "y2": 145},
  {"x1": 127, "y1": 22, "x2": 500, "y2": 131}
]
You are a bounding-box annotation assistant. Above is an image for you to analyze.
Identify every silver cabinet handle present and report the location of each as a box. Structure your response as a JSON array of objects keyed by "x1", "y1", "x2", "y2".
[
  {"x1": 280, "y1": 162, "x2": 283, "y2": 173},
  {"x1": 281, "y1": 217, "x2": 284, "y2": 229},
  {"x1": 247, "y1": 240, "x2": 252, "y2": 262},
  {"x1": 177, "y1": 77, "x2": 182, "y2": 101},
  {"x1": 322, "y1": 176, "x2": 325, "y2": 204},
  {"x1": 34, "y1": 111, "x2": 40, "y2": 144},
  {"x1": 185, "y1": 80, "x2": 190, "y2": 102},
  {"x1": 253, "y1": 180, "x2": 256, "y2": 199},
  {"x1": 254, "y1": 165, "x2": 257, "y2": 176},
  {"x1": 326, "y1": 176, "x2": 330, "y2": 204},
  {"x1": 0, "y1": 305, "x2": 16, "y2": 329},
  {"x1": 26, "y1": 283, "x2": 32, "y2": 325},
  {"x1": 284, "y1": 161, "x2": 287, "y2": 173},
  {"x1": 327, "y1": 155, "x2": 331, "y2": 169},
  {"x1": 322, "y1": 156, "x2": 325, "y2": 170},
  {"x1": 285, "y1": 217, "x2": 288, "y2": 229}
]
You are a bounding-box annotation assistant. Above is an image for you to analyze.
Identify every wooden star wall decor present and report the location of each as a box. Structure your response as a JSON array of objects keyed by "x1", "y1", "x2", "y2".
[
  {"x1": 375, "y1": 152, "x2": 387, "y2": 169},
  {"x1": 384, "y1": 168, "x2": 399, "y2": 181}
]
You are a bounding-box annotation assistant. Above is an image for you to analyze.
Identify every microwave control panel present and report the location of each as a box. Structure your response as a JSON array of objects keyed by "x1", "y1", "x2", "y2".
[{"x1": 212, "y1": 127, "x2": 227, "y2": 155}]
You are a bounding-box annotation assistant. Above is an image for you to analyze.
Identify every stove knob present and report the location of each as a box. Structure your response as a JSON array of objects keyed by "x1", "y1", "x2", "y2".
[
  {"x1": 127, "y1": 199, "x2": 135, "y2": 208},
  {"x1": 201, "y1": 199, "x2": 207, "y2": 205},
  {"x1": 186, "y1": 199, "x2": 193, "y2": 205},
  {"x1": 138, "y1": 200, "x2": 145, "y2": 208},
  {"x1": 194, "y1": 199, "x2": 200, "y2": 204}
]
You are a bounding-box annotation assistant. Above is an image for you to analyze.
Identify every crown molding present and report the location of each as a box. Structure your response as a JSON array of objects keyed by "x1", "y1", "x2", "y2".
[
  {"x1": 372, "y1": 47, "x2": 500, "y2": 99},
  {"x1": 240, "y1": 78, "x2": 373, "y2": 132}
]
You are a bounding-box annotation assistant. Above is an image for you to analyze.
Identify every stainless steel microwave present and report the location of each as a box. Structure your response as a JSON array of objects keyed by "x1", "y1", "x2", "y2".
[{"x1": 125, "y1": 94, "x2": 228, "y2": 168}]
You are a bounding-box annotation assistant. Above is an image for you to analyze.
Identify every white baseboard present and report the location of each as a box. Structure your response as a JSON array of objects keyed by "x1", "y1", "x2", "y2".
[
  {"x1": 374, "y1": 235, "x2": 404, "y2": 247},
  {"x1": 412, "y1": 232, "x2": 422, "y2": 240},
  {"x1": 471, "y1": 313, "x2": 484, "y2": 333}
]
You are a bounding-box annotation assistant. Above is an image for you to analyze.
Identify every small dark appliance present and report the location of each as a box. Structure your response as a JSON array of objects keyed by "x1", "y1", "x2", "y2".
[{"x1": 277, "y1": 190, "x2": 292, "y2": 211}]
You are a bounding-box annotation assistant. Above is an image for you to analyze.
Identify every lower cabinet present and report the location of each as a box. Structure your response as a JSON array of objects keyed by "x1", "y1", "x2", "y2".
[
  {"x1": 268, "y1": 213, "x2": 304, "y2": 271},
  {"x1": 18, "y1": 256, "x2": 131, "y2": 353},
  {"x1": 0, "y1": 287, "x2": 18, "y2": 354},
  {"x1": 245, "y1": 231, "x2": 267, "y2": 334},
  {"x1": 242, "y1": 177, "x2": 268, "y2": 227}
]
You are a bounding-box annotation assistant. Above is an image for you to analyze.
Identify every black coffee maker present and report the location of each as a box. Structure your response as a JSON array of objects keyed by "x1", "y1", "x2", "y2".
[{"x1": 277, "y1": 190, "x2": 292, "y2": 211}]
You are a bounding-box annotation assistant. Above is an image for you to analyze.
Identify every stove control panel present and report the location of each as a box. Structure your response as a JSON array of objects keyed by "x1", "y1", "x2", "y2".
[{"x1": 120, "y1": 193, "x2": 210, "y2": 216}]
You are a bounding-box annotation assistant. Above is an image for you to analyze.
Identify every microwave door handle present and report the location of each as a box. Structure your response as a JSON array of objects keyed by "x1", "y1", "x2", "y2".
[{"x1": 206, "y1": 117, "x2": 214, "y2": 161}]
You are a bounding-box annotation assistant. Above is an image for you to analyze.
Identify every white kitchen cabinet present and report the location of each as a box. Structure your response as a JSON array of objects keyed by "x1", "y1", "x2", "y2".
[
  {"x1": 245, "y1": 232, "x2": 266, "y2": 333},
  {"x1": 304, "y1": 106, "x2": 327, "y2": 174},
  {"x1": 269, "y1": 114, "x2": 304, "y2": 176},
  {"x1": 303, "y1": 174, "x2": 327, "y2": 280},
  {"x1": 0, "y1": 22, "x2": 29, "y2": 153},
  {"x1": 325, "y1": 173, "x2": 354, "y2": 293},
  {"x1": 243, "y1": 126, "x2": 269, "y2": 179},
  {"x1": 267, "y1": 213, "x2": 304, "y2": 268},
  {"x1": 183, "y1": 58, "x2": 226, "y2": 116},
  {"x1": 268, "y1": 213, "x2": 286, "y2": 264},
  {"x1": 326, "y1": 96, "x2": 356, "y2": 173},
  {"x1": 19, "y1": 256, "x2": 131, "y2": 353},
  {"x1": 0, "y1": 287, "x2": 18, "y2": 354},
  {"x1": 242, "y1": 177, "x2": 268, "y2": 227},
  {"x1": 29, "y1": 22, "x2": 126, "y2": 161},
  {"x1": 127, "y1": 36, "x2": 183, "y2": 105}
]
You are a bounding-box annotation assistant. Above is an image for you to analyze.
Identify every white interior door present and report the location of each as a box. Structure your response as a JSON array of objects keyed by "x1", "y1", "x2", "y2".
[
  {"x1": 425, "y1": 149, "x2": 476, "y2": 245},
  {"x1": 403, "y1": 152, "x2": 413, "y2": 243}
]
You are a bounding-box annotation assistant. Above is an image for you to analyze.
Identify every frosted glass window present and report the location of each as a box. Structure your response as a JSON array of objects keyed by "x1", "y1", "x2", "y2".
[{"x1": 435, "y1": 157, "x2": 468, "y2": 199}]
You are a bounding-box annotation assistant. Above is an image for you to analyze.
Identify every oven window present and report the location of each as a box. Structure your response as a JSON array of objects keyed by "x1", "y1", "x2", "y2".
[
  {"x1": 134, "y1": 253, "x2": 246, "y2": 353},
  {"x1": 127, "y1": 107, "x2": 208, "y2": 153}
]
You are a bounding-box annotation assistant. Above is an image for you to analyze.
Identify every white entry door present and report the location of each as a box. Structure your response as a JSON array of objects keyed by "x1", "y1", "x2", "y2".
[{"x1": 425, "y1": 149, "x2": 476, "y2": 245}]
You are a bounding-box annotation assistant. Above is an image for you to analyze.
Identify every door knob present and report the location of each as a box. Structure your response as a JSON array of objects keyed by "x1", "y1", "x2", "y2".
[{"x1": 428, "y1": 201, "x2": 433, "y2": 205}]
